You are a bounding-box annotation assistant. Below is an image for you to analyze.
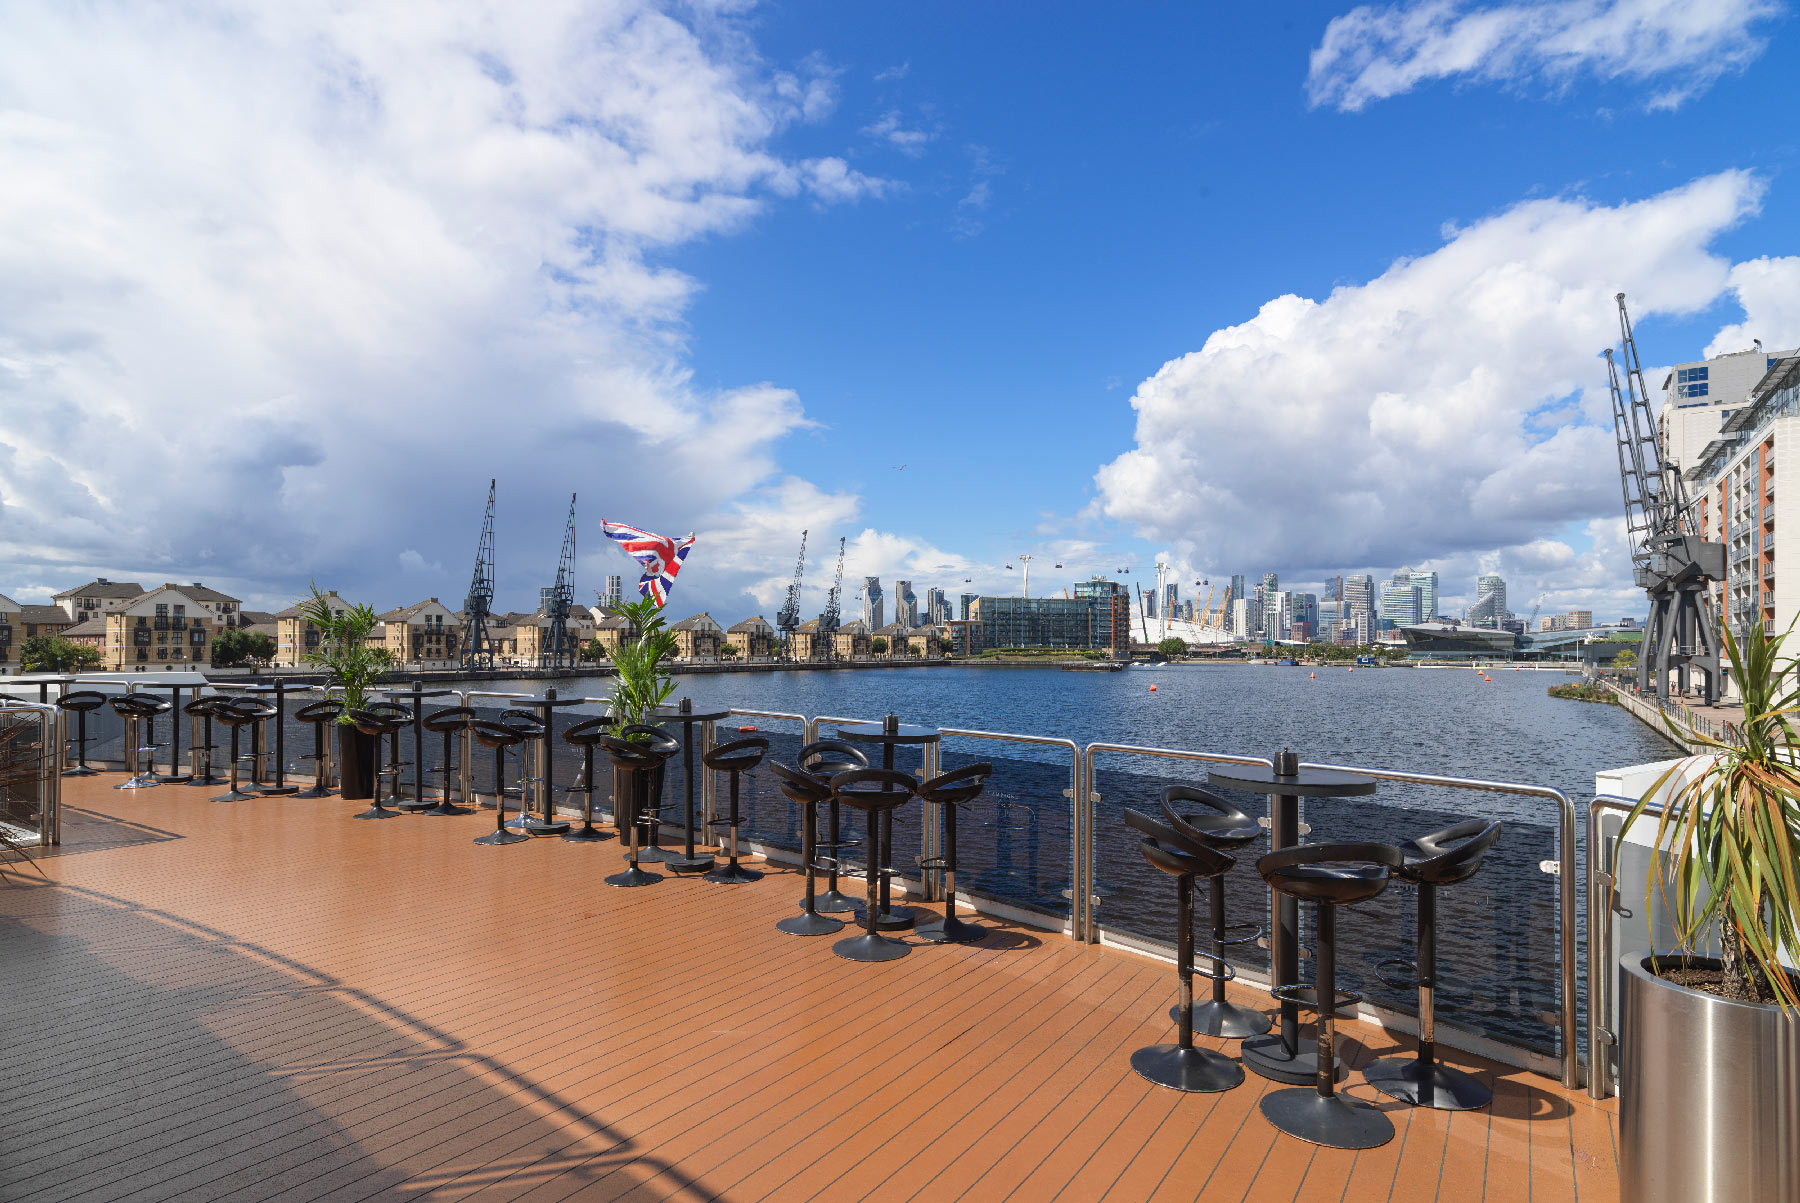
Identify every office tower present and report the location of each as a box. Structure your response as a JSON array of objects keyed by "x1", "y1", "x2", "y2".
[
  {"x1": 1164, "y1": 583, "x2": 1179, "y2": 617},
  {"x1": 1251, "y1": 584, "x2": 1267, "y2": 636},
  {"x1": 1230, "y1": 597, "x2": 1253, "y2": 635},
  {"x1": 1230, "y1": 575, "x2": 1247, "y2": 612},
  {"x1": 1468, "y1": 573, "x2": 1507, "y2": 627},
  {"x1": 1318, "y1": 599, "x2": 1342, "y2": 642},
  {"x1": 862, "y1": 577, "x2": 884, "y2": 629},
  {"x1": 1342, "y1": 574, "x2": 1374, "y2": 622},
  {"x1": 959, "y1": 593, "x2": 977, "y2": 621},
  {"x1": 1379, "y1": 580, "x2": 1423, "y2": 627},
  {"x1": 894, "y1": 580, "x2": 919, "y2": 627},
  {"x1": 1350, "y1": 610, "x2": 1375, "y2": 643},
  {"x1": 1409, "y1": 570, "x2": 1439, "y2": 621},
  {"x1": 602, "y1": 575, "x2": 624, "y2": 608}
]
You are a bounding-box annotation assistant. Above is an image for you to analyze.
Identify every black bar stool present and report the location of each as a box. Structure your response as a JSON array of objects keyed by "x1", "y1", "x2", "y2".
[
  {"x1": 56, "y1": 691, "x2": 106, "y2": 777},
  {"x1": 294, "y1": 700, "x2": 343, "y2": 798},
  {"x1": 770, "y1": 762, "x2": 843, "y2": 936},
  {"x1": 559, "y1": 718, "x2": 615, "y2": 843},
  {"x1": 1162, "y1": 785, "x2": 1271, "y2": 1038},
  {"x1": 345, "y1": 705, "x2": 409, "y2": 819},
  {"x1": 1363, "y1": 818, "x2": 1503, "y2": 1111},
  {"x1": 829, "y1": 767, "x2": 917, "y2": 962},
  {"x1": 211, "y1": 698, "x2": 273, "y2": 801},
  {"x1": 704, "y1": 736, "x2": 769, "y2": 884},
  {"x1": 469, "y1": 719, "x2": 529, "y2": 845},
  {"x1": 1256, "y1": 842, "x2": 1403, "y2": 1150},
  {"x1": 915, "y1": 762, "x2": 993, "y2": 944},
  {"x1": 183, "y1": 696, "x2": 226, "y2": 786},
  {"x1": 1122, "y1": 808, "x2": 1244, "y2": 1093},
  {"x1": 800, "y1": 739, "x2": 869, "y2": 914},
  {"x1": 422, "y1": 707, "x2": 476, "y2": 816},
  {"x1": 597, "y1": 726, "x2": 679, "y2": 887},
  {"x1": 499, "y1": 709, "x2": 547, "y2": 831},
  {"x1": 110, "y1": 694, "x2": 170, "y2": 789}
]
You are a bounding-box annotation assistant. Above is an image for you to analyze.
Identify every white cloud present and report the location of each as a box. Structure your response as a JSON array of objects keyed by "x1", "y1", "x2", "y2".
[
  {"x1": 1094, "y1": 171, "x2": 1763, "y2": 614},
  {"x1": 1308, "y1": 0, "x2": 1781, "y2": 112},
  {"x1": 397, "y1": 549, "x2": 444, "y2": 575},
  {"x1": 0, "y1": 1, "x2": 888, "y2": 615},
  {"x1": 862, "y1": 109, "x2": 934, "y2": 156},
  {"x1": 1706, "y1": 256, "x2": 1800, "y2": 357}
]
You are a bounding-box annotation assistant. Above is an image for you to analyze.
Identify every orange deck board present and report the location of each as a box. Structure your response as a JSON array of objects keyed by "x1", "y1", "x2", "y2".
[{"x1": 0, "y1": 773, "x2": 1620, "y2": 1202}]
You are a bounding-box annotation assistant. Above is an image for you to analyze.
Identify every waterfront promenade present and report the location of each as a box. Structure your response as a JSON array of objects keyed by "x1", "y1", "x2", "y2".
[{"x1": 2, "y1": 772, "x2": 1618, "y2": 1202}]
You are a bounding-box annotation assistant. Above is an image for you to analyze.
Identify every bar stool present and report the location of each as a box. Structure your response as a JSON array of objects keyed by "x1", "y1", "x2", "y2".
[
  {"x1": 799, "y1": 739, "x2": 869, "y2": 914},
  {"x1": 1162, "y1": 785, "x2": 1271, "y2": 1038},
  {"x1": 1122, "y1": 808, "x2": 1244, "y2": 1093},
  {"x1": 422, "y1": 707, "x2": 476, "y2": 816},
  {"x1": 704, "y1": 736, "x2": 769, "y2": 884},
  {"x1": 499, "y1": 709, "x2": 546, "y2": 830},
  {"x1": 211, "y1": 698, "x2": 273, "y2": 801},
  {"x1": 597, "y1": 726, "x2": 680, "y2": 887},
  {"x1": 56, "y1": 691, "x2": 106, "y2": 777},
  {"x1": 469, "y1": 719, "x2": 528, "y2": 845},
  {"x1": 368, "y1": 700, "x2": 420, "y2": 812},
  {"x1": 829, "y1": 767, "x2": 917, "y2": 962},
  {"x1": 559, "y1": 718, "x2": 615, "y2": 843},
  {"x1": 110, "y1": 694, "x2": 169, "y2": 789},
  {"x1": 345, "y1": 705, "x2": 409, "y2": 819},
  {"x1": 1257, "y1": 842, "x2": 1404, "y2": 1150},
  {"x1": 183, "y1": 696, "x2": 226, "y2": 786},
  {"x1": 1363, "y1": 818, "x2": 1503, "y2": 1111},
  {"x1": 293, "y1": 700, "x2": 343, "y2": 798},
  {"x1": 770, "y1": 762, "x2": 843, "y2": 936},
  {"x1": 915, "y1": 762, "x2": 992, "y2": 944}
]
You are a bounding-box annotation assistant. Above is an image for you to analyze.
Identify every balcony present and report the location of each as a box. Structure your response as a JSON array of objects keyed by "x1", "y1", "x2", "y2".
[
  {"x1": 1766, "y1": 502, "x2": 1777, "y2": 526},
  {"x1": 1765, "y1": 562, "x2": 1776, "y2": 582},
  {"x1": 1, "y1": 768, "x2": 1615, "y2": 1202}
]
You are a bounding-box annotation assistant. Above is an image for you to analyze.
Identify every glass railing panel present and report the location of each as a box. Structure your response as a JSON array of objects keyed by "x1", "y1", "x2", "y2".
[
  {"x1": 0, "y1": 706, "x2": 53, "y2": 844},
  {"x1": 936, "y1": 735, "x2": 1075, "y2": 924}
]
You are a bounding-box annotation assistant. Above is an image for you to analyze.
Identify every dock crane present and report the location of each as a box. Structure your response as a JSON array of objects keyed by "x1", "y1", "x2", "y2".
[
  {"x1": 1197, "y1": 585, "x2": 1215, "y2": 630},
  {"x1": 458, "y1": 480, "x2": 497, "y2": 669},
  {"x1": 1608, "y1": 293, "x2": 1724, "y2": 703},
  {"x1": 776, "y1": 530, "x2": 807, "y2": 658},
  {"x1": 540, "y1": 493, "x2": 578, "y2": 669},
  {"x1": 818, "y1": 536, "x2": 847, "y2": 661}
]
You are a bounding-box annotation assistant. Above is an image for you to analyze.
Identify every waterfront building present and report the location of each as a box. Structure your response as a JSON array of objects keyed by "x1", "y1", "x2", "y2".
[
  {"x1": 831, "y1": 618, "x2": 871, "y2": 660},
  {"x1": 1379, "y1": 580, "x2": 1422, "y2": 628},
  {"x1": 1317, "y1": 599, "x2": 1342, "y2": 642},
  {"x1": 894, "y1": 580, "x2": 919, "y2": 628},
  {"x1": 602, "y1": 575, "x2": 624, "y2": 608},
  {"x1": 924, "y1": 587, "x2": 949, "y2": 625},
  {"x1": 1409, "y1": 569, "x2": 1439, "y2": 621},
  {"x1": 0, "y1": 594, "x2": 19, "y2": 670},
  {"x1": 59, "y1": 616, "x2": 105, "y2": 655},
  {"x1": 862, "y1": 578, "x2": 883, "y2": 630},
  {"x1": 376, "y1": 598, "x2": 463, "y2": 669},
  {"x1": 52, "y1": 578, "x2": 145, "y2": 623},
  {"x1": 102, "y1": 585, "x2": 215, "y2": 670},
  {"x1": 1072, "y1": 577, "x2": 1131, "y2": 656},
  {"x1": 725, "y1": 616, "x2": 776, "y2": 660},
  {"x1": 1143, "y1": 590, "x2": 1156, "y2": 619},
  {"x1": 183, "y1": 582, "x2": 246, "y2": 628},
  {"x1": 274, "y1": 592, "x2": 351, "y2": 667},
  {"x1": 969, "y1": 596, "x2": 1101, "y2": 652},
  {"x1": 1688, "y1": 354, "x2": 1800, "y2": 648},
  {"x1": 871, "y1": 621, "x2": 910, "y2": 657},
  {"x1": 1231, "y1": 597, "x2": 1254, "y2": 637},
  {"x1": 1260, "y1": 573, "x2": 1278, "y2": 634},
  {"x1": 1568, "y1": 608, "x2": 1593, "y2": 629},
  {"x1": 1660, "y1": 343, "x2": 1795, "y2": 473},
  {"x1": 1229, "y1": 575, "x2": 1246, "y2": 615},
  {"x1": 1468, "y1": 573, "x2": 1509, "y2": 627},
  {"x1": 788, "y1": 618, "x2": 825, "y2": 661},
  {"x1": 1349, "y1": 610, "x2": 1375, "y2": 644},
  {"x1": 905, "y1": 625, "x2": 943, "y2": 658},
  {"x1": 669, "y1": 612, "x2": 724, "y2": 660},
  {"x1": 958, "y1": 592, "x2": 977, "y2": 621}
]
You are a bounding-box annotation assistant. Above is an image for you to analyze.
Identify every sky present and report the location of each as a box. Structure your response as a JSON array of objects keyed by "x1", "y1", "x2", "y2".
[{"x1": 3, "y1": 0, "x2": 1799, "y2": 625}]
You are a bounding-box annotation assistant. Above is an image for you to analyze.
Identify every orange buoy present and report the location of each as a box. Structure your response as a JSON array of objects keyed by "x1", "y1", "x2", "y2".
[
  {"x1": 738, "y1": 725, "x2": 758, "y2": 732},
  {"x1": 1309, "y1": 672, "x2": 1316, "y2": 678},
  {"x1": 1149, "y1": 684, "x2": 1157, "y2": 692},
  {"x1": 1347, "y1": 667, "x2": 1354, "y2": 672}
]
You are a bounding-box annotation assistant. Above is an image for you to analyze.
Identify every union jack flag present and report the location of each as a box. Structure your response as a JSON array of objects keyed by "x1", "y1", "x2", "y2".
[{"x1": 602, "y1": 520, "x2": 695, "y2": 607}]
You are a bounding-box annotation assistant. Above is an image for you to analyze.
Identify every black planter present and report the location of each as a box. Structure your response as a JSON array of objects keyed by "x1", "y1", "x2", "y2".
[
  {"x1": 336, "y1": 724, "x2": 379, "y2": 800},
  {"x1": 611, "y1": 761, "x2": 665, "y2": 833}
]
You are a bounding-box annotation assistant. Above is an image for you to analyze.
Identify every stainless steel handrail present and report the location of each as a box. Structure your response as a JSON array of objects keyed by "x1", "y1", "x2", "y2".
[
  {"x1": 0, "y1": 700, "x2": 61, "y2": 847},
  {"x1": 937, "y1": 728, "x2": 1080, "y2": 916},
  {"x1": 1081, "y1": 744, "x2": 1273, "y2": 943},
  {"x1": 1587, "y1": 789, "x2": 1673, "y2": 1100}
]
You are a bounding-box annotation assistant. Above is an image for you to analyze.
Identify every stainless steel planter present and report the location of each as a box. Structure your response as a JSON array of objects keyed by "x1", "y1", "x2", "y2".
[{"x1": 1619, "y1": 952, "x2": 1800, "y2": 1203}]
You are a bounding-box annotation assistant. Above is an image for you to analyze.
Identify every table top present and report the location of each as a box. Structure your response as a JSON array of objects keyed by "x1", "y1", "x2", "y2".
[
  {"x1": 649, "y1": 705, "x2": 733, "y2": 724},
  {"x1": 238, "y1": 682, "x2": 302, "y2": 693},
  {"x1": 834, "y1": 721, "x2": 941, "y2": 745},
  {"x1": 1206, "y1": 764, "x2": 1377, "y2": 798},
  {"x1": 379, "y1": 687, "x2": 458, "y2": 700},
  {"x1": 515, "y1": 695, "x2": 587, "y2": 710}
]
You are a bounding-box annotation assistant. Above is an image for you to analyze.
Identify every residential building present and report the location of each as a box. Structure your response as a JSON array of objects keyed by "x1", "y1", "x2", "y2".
[
  {"x1": 906, "y1": 626, "x2": 944, "y2": 658},
  {"x1": 1143, "y1": 590, "x2": 1156, "y2": 619},
  {"x1": 1379, "y1": 580, "x2": 1422, "y2": 628},
  {"x1": 1349, "y1": 610, "x2": 1375, "y2": 644},
  {"x1": 511, "y1": 607, "x2": 594, "y2": 664},
  {"x1": 789, "y1": 619, "x2": 825, "y2": 661},
  {"x1": 1660, "y1": 344, "x2": 1796, "y2": 473},
  {"x1": 52, "y1": 578, "x2": 145, "y2": 623},
  {"x1": 969, "y1": 596, "x2": 1101, "y2": 652},
  {"x1": 1409, "y1": 570, "x2": 1439, "y2": 621},
  {"x1": 1071, "y1": 577, "x2": 1131, "y2": 656},
  {"x1": 1468, "y1": 574, "x2": 1509, "y2": 627},
  {"x1": 0, "y1": 593, "x2": 17, "y2": 670},
  {"x1": 372, "y1": 598, "x2": 463, "y2": 668},
  {"x1": 1229, "y1": 575, "x2": 1246, "y2": 615},
  {"x1": 590, "y1": 610, "x2": 638, "y2": 657},
  {"x1": 894, "y1": 581, "x2": 919, "y2": 628},
  {"x1": 1231, "y1": 597, "x2": 1255, "y2": 637},
  {"x1": 959, "y1": 593, "x2": 977, "y2": 621},
  {"x1": 669, "y1": 613, "x2": 724, "y2": 660},
  {"x1": 725, "y1": 616, "x2": 777, "y2": 660},
  {"x1": 871, "y1": 621, "x2": 910, "y2": 656},
  {"x1": 602, "y1": 575, "x2": 624, "y2": 608},
  {"x1": 862, "y1": 578, "x2": 883, "y2": 630},
  {"x1": 925, "y1": 587, "x2": 950, "y2": 625},
  {"x1": 274, "y1": 592, "x2": 352, "y2": 667},
  {"x1": 182, "y1": 583, "x2": 245, "y2": 627},
  {"x1": 831, "y1": 619, "x2": 872, "y2": 660},
  {"x1": 102, "y1": 585, "x2": 215, "y2": 670},
  {"x1": 1260, "y1": 573, "x2": 1279, "y2": 634},
  {"x1": 1163, "y1": 583, "x2": 1179, "y2": 617},
  {"x1": 1567, "y1": 609, "x2": 1594, "y2": 629},
  {"x1": 60, "y1": 616, "x2": 107, "y2": 655}
]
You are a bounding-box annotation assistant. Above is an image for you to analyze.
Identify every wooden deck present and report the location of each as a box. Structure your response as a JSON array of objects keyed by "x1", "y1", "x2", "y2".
[{"x1": 0, "y1": 773, "x2": 1620, "y2": 1202}]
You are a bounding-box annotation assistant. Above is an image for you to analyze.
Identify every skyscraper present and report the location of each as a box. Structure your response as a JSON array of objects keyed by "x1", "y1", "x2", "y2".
[
  {"x1": 603, "y1": 575, "x2": 623, "y2": 608},
  {"x1": 1163, "y1": 583, "x2": 1179, "y2": 617},
  {"x1": 1380, "y1": 580, "x2": 1423, "y2": 627},
  {"x1": 862, "y1": 577, "x2": 884, "y2": 629},
  {"x1": 959, "y1": 593, "x2": 977, "y2": 620},
  {"x1": 1409, "y1": 570, "x2": 1439, "y2": 621},
  {"x1": 1468, "y1": 573, "x2": 1508, "y2": 627},
  {"x1": 1342, "y1": 574, "x2": 1374, "y2": 623},
  {"x1": 894, "y1": 580, "x2": 919, "y2": 627},
  {"x1": 1261, "y1": 573, "x2": 1279, "y2": 635},
  {"x1": 924, "y1": 587, "x2": 950, "y2": 624},
  {"x1": 1230, "y1": 575, "x2": 1247, "y2": 611}
]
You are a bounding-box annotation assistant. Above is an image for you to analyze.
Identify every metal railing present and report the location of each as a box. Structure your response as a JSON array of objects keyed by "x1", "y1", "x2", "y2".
[{"x1": 0, "y1": 700, "x2": 61, "y2": 848}]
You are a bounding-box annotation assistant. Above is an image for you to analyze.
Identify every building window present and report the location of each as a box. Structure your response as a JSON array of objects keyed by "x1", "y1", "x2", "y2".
[{"x1": 1677, "y1": 366, "x2": 1710, "y2": 384}]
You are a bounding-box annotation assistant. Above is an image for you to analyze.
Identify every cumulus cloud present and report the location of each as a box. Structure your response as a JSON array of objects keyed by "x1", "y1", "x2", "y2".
[
  {"x1": 1706, "y1": 256, "x2": 1800, "y2": 357},
  {"x1": 0, "y1": 1, "x2": 890, "y2": 614},
  {"x1": 1094, "y1": 171, "x2": 1763, "y2": 613},
  {"x1": 862, "y1": 109, "x2": 934, "y2": 156},
  {"x1": 1308, "y1": 0, "x2": 1781, "y2": 112}
]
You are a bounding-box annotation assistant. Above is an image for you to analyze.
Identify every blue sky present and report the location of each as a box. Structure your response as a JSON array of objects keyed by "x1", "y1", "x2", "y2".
[{"x1": 3, "y1": 1, "x2": 1798, "y2": 622}]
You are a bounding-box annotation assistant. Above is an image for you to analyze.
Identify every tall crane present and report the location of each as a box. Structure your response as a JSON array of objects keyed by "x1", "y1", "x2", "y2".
[
  {"x1": 776, "y1": 529, "x2": 808, "y2": 656},
  {"x1": 1197, "y1": 585, "x2": 1215, "y2": 630},
  {"x1": 540, "y1": 493, "x2": 578, "y2": 669},
  {"x1": 1608, "y1": 293, "x2": 1725, "y2": 703},
  {"x1": 458, "y1": 479, "x2": 497, "y2": 669},
  {"x1": 818, "y1": 536, "x2": 847, "y2": 661}
]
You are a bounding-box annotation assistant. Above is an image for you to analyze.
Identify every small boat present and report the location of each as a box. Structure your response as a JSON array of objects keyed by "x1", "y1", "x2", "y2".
[{"x1": 1062, "y1": 661, "x2": 1124, "y2": 672}]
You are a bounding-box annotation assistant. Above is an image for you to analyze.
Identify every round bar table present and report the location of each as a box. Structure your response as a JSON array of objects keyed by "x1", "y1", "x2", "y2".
[
  {"x1": 378, "y1": 684, "x2": 458, "y2": 812},
  {"x1": 239, "y1": 682, "x2": 305, "y2": 795},
  {"x1": 511, "y1": 689, "x2": 584, "y2": 835},
  {"x1": 648, "y1": 701, "x2": 732, "y2": 874},
  {"x1": 31, "y1": 676, "x2": 75, "y2": 705},
  {"x1": 1207, "y1": 755, "x2": 1376, "y2": 1087},
  {"x1": 135, "y1": 681, "x2": 197, "y2": 783},
  {"x1": 835, "y1": 717, "x2": 939, "y2": 931}
]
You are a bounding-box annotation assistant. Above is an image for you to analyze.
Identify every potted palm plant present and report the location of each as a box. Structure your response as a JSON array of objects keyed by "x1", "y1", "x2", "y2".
[
  {"x1": 295, "y1": 584, "x2": 392, "y2": 799},
  {"x1": 1617, "y1": 621, "x2": 1800, "y2": 1202},
  {"x1": 603, "y1": 593, "x2": 679, "y2": 825}
]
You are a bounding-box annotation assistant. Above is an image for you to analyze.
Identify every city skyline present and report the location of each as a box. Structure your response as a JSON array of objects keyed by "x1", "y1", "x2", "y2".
[{"x1": 1, "y1": 5, "x2": 1795, "y2": 624}]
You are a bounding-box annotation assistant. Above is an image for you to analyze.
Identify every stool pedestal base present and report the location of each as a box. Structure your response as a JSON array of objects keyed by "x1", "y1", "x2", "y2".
[
  {"x1": 832, "y1": 931, "x2": 909, "y2": 962},
  {"x1": 705, "y1": 863, "x2": 762, "y2": 885},
  {"x1": 1259, "y1": 1089, "x2": 1393, "y2": 1150},
  {"x1": 523, "y1": 816, "x2": 571, "y2": 836},
  {"x1": 777, "y1": 911, "x2": 844, "y2": 937},
  {"x1": 1362, "y1": 1056, "x2": 1491, "y2": 1110},
  {"x1": 425, "y1": 800, "x2": 471, "y2": 817},
  {"x1": 915, "y1": 914, "x2": 985, "y2": 945},
  {"x1": 814, "y1": 889, "x2": 859, "y2": 914},
  {"x1": 261, "y1": 784, "x2": 299, "y2": 796},
  {"x1": 1241, "y1": 1033, "x2": 1343, "y2": 1086},
  {"x1": 1130, "y1": 1045, "x2": 1243, "y2": 1094},
  {"x1": 870, "y1": 905, "x2": 915, "y2": 931},
  {"x1": 606, "y1": 865, "x2": 662, "y2": 888},
  {"x1": 1180, "y1": 999, "x2": 1272, "y2": 1039},
  {"x1": 474, "y1": 828, "x2": 529, "y2": 845},
  {"x1": 560, "y1": 824, "x2": 611, "y2": 843},
  {"x1": 663, "y1": 853, "x2": 715, "y2": 874},
  {"x1": 353, "y1": 805, "x2": 401, "y2": 820},
  {"x1": 62, "y1": 765, "x2": 99, "y2": 778}
]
